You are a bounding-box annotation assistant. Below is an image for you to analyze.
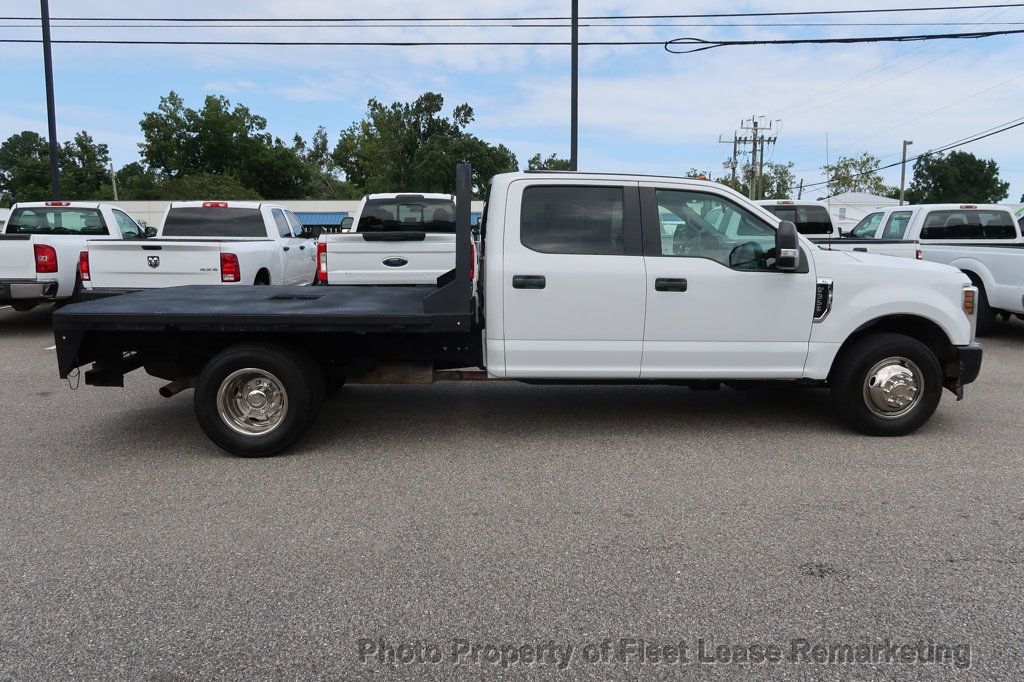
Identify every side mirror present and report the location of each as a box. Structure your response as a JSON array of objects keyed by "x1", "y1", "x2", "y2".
[
  {"x1": 340, "y1": 216, "x2": 354, "y2": 231},
  {"x1": 775, "y1": 220, "x2": 801, "y2": 272},
  {"x1": 145, "y1": 226, "x2": 158, "y2": 238},
  {"x1": 837, "y1": 227, "x2": 845, "y2": 239}
]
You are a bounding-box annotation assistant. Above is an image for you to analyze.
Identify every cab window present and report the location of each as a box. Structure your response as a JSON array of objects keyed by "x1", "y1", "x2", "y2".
[
  {"x1": 849, "y1": 212, "x2": 883, "y2": 238},
  {"x1": 272, "y1": 209, "x2": 291, "y2": 238},
  {"x1": 920, "y1": 210, "x2": 1016, "y2": 240},
  {"x1": 881, "y1": 211, "x2": 912, "y2": 239},
  {"x1": 112, "y1": 209, "x2": 143, "y2": 239},
  {"x1": 520, "y1": 185, "x2": 625, "y2": 255},
  {"x1": 654, "y1": 189, "x2": 777, "y2": 270}
]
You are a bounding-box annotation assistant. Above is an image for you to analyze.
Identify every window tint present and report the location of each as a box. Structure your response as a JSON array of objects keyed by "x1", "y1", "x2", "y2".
[
  {"x1": 357, "y1": 197, "x2": 455, "y2": 234},
  {"x1": 881, "y1": 211, "x2": 912, "y2": 239},
  {"x1": 849, "y1": 212, "x2": 883, "y2": 238},
  {"x1": 272, "y1": 209, "x2": 291, "y2": 238},
  {"x1": 5, "y1": 207, "x2": 108, "y2": 235},
  {"x1": 655, "y1": 189, "x2": 776, "y2": 270},
  {"x1": 920, "y1": 210, "x2": 1016, "y2": 240},
  {"x1": 112, "y1": 210, "x2": 142, "y2": 239},
  {"x1": 162, "y1": 207, "x2": 267, "y2": 237},
  {"x1": 762, "y1": 204, "x2": 832, "y2": 235},
  {"x1": 521, "y1": 185, "x2": 625, "y2": 255}
]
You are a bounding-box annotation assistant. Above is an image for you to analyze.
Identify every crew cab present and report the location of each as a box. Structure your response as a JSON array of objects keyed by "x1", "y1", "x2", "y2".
[
  {"x1": 841, "y1": 203, "x2": 1024, "y2": 333},
  {"x1": 0, "y1": 201, "x2": 145, "y2": 311},
  {"x1": 317, "y1": 193, "x2": 458, "y2": 285},
  {"x1": 53, "y1": 165, "x2": 982, "y2": 457},
  {"x1": 82, "y1": 201, "x2": 317, "y2": 297}
]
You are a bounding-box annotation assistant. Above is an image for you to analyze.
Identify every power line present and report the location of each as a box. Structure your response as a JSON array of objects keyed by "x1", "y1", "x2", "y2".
[
  {"x1": 665, "y1": 28, "x2": 1024, "y2": 53},
  {"x1": 4, "y1": 4, "x2": 1024, "y2": 22},
  {"x1": 5, "y1": 20, "x2": 1024, "y2": 29},
  {"x1": 801, "y1": 117, "x2": 1024, "y2": 193}
]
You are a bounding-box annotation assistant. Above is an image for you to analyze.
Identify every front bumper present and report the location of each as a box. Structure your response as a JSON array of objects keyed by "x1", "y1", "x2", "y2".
[{"x1": 0, "y1": 279, "x2": 59, "y2": 304}]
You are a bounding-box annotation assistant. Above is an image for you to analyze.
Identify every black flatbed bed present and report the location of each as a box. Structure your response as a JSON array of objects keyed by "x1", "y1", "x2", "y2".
[{"x1": 53, "y1": 284, "x2": 472, "y2": 334}]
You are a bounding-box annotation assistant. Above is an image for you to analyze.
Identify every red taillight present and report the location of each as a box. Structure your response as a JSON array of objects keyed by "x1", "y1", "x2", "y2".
[
  {"x1": 469, "y1": 240, "x2": 476, "y2": 281},
  {"x1": 316, "y1": 242, "x2": 327, "y2": 283},
  {"x1": 916, "y1": 249, "x2": 923, "y2": 260},
  {"x1": 220, "y1": 252, "x2": 240, "y2": 282},
  {"x1": 202, "y1": 201, "x2": 229, "y2": 208},
  {"x1": 34, "y1": 244, "x2": 58, "y2": 273},
  {"x1": 79, "y1": 251, "x2": 90, "y2": 280},
  {"x1": 45, "y1": 201, "x2": 70, "y2": 207}
]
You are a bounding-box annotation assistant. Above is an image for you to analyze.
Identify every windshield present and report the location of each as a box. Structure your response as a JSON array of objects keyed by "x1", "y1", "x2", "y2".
[
  {"x1": 4, "y1": 207, "x2": 109, "y2": 235},
  {"x1": 357, "y1": 197, "x2": 455, "y2": 233},
  {"x1": 162, "y1": 207, "x2": 267, "y2": 238}
]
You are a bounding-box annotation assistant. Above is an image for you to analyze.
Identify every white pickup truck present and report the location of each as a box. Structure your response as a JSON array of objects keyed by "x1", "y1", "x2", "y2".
[
  {"x1": 317, "y1": 193, "x2": 458, "y2": 285},
  {"x1": 844, "y1": 203, "x2": 1024, "y2": 333},
  {"x1": 0, "y1": 201, "x2": 146, "y2": 311},
  {"x1": 54, "y1": 165, "x2": 982, "y2": 457},
  {"x1": 83, "y1": 201, "x2": 317, "y2": 297}
]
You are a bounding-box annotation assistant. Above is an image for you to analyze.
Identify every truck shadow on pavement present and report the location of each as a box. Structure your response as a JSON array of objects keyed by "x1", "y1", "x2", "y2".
[{"x1": 0, "y1": 305, "x2": 54, "y2": 333}]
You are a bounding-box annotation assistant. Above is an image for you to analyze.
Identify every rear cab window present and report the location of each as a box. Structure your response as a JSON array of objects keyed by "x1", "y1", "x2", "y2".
[
  {"x1": 919, "y1": 209, "x2": 1016, "y2": 240},
  {"x1": 357, "y1": 196, "x2": 455, "y2": 234},
  {"x1": 162, "y1": 207, "x2": 268, "y2": 238},
  {"x1": 762, "y1": 204, "x2": 833, "y2": 235},
  {"x1": 520, "y1": 185, "x2": 625, "y2": 255},
  {"x1": 5, "y1": 207, "x2": 109, "y2": 235}
]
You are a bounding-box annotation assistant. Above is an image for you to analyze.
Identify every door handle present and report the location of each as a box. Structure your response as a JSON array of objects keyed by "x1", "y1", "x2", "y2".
[
  {"x1": 655, "y1": 278, "x2": 688, "y2": 292},
  {"x1": 283, "y1": 246, "x2": 291, "y2": 251},
  {"x1": 853, "y1": 247, "x2": 867, "y2": 252},
  {"x1": 512, "y1": 275, "x2": 546, "y2": 289},
  {"x1": 299, "y1": 245, "x2": 306, "y2": 250}
]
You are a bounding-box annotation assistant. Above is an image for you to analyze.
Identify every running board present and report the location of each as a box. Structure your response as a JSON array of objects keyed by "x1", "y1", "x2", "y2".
[{"x1": 346, "y1": 363, "x2": 492, "y2": 384}]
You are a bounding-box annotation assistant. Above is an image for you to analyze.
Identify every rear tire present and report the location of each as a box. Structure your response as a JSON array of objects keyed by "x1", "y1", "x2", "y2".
[
  {"x1": 194, "y1": 343, "x2": 321, "y2": 457},
  {"x1": 831, "y1": 333, "x2": 943, "y2": 436}
]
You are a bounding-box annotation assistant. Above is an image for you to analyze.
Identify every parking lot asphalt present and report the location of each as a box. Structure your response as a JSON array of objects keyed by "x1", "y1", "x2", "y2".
[{"x1": 0, "y1": 305, "x2": 1022, "y2": 680}]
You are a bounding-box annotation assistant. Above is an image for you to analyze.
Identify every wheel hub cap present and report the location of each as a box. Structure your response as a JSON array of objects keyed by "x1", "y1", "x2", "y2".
[
  {"x1": 863, "y1": 357, "x2": 923, "y2": 419},
  {"x1": 217, "y1": 369, "x2": 289, "y2": 436}
]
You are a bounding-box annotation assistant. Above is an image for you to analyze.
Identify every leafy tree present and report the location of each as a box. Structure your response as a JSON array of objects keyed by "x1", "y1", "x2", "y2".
[
  {"x1": 527, "y1": 153, "x2": 572, "y2": 171},
  {"x1": 114, "y1": 162, "x2": 164, "y2": 200},
  {"x1": 0, "y1": 131, "x2": 51, "y2": 205},
  {"x1": 715, "y1": 161, "x2": 795, "y2": 199},
  {"x1": 139, "y1": 91, "x2": 308, "y2": 198},
  {"x1": 0, "y1": 130, "x2": 113, "y2": 205},
  {"x1": 333, "y1": 92, "x2": 518, "y2": 197},
  {"x1": 159, "y1": 173, "x2": 261, "y2": 200},
  {"x1": 293, "y1": 127, "x2": 361, "y2": 199},
  {"x1": 904, "y1": 151, "x2": 1009, "y2": 204},
  {"x1": 822, "y1": 152, "x2": 895, "y2": 197}
]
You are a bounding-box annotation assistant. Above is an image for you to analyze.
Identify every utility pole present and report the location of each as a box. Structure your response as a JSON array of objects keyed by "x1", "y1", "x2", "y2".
[
  {"x1": 749, "y1": 118, "x2": 759, "y2": 199},
  {"x1": 717, "y1": 132, "x2": 739, "y2": 187},
  {"x1": 569, "y1": 0, "x2": 579, "y2": 171},
  {"x1": 110, "y1": 162, "x2": 119, "y2": 201},
  {"x1": 899, "y1": 140, "x2": 913, "y2": 205},
  {"x1": 740, "y1": 115, "x2": 778, "y2": 200},
  {"x1": 797, "y1": 179, "x2": 804, "y2": 200},
  {"x1": 40, "y1": 0, "x2": 61, "y2": 199}
]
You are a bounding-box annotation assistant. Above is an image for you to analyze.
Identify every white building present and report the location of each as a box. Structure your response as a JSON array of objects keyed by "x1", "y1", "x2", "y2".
[{"x1": 822, "y1": 192, "x2": 900, "y2": 233}]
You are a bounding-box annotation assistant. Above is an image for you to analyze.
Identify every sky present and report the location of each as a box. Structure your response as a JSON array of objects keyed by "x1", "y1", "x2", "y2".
[{"x1": 2, "y1": 0, "x2": 1023, "y2": 201}]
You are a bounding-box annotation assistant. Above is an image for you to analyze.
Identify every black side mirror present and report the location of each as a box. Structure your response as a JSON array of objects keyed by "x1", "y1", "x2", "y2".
[
  {"x1": 775, "y1": 220, "x2": 801, "y2": 272},
  {"x1": 145, "y1": 226, "x2": 158, "y2": 238}
]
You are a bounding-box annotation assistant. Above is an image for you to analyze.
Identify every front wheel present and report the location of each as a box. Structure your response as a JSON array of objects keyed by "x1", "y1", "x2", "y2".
[
  {"x1": 194, "y1": 343, "x2": 322, "y2": 457},
  {"x1": 831, "y1": 333, "x2": 943, "y2": 436}
]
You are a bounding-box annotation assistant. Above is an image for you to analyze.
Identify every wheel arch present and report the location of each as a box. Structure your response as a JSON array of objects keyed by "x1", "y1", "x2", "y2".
[
  {"x1": 254, "y1": 268, "x2": 271, "y2": 285},
  {"x1": 829, "y1": 314, "x2": 959, "y2": 388}
]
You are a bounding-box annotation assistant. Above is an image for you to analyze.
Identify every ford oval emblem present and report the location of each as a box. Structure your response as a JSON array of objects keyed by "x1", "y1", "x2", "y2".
[{"x1": 383, "y1": 257, "x2": 408, "y2": 268}]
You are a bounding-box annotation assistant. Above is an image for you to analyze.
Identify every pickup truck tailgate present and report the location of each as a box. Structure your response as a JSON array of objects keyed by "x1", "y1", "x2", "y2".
[
  {"x1": 0, "y1": 235, "x2": 37, "y2": 280},
  {"x1": 326, "y1": 233, "x2": 456, "y2": 284},
  {"x1": 88, "y1": 240, "x2": 225, "y2": 288}
]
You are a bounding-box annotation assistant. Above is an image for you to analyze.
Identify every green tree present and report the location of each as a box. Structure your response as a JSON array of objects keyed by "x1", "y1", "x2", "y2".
[
  {"x1": 159, "y1": 173, "x2": 261, "y2": 200},
  {"x1": 527, "y1": 153, "x2": 572, "y2": 171},
  {"x1": 60, "y1": 131, "x2": 112, "y2": 199},
  {"x1": 293, "y1": 127, "x2": 360, "y2": 199},
  {"x1": 904, "y1": 151, "x2": 1009, "y2": 204},
  {"x1": 822, "y1": 152, "x2": 895, "y2": 197},
  {"x1": 715, "y1": 161, "x2": 795, "y2": 199},
  {"x1": 139, "y1": 91, "x2": 306, "y2": 198},
  {"x1": 333, "y1": 92, "x2": 518, "y2": 197},
  {"x1": 114, "y1": 162, "x2": 164, "y2": 200},
  {"x1": 0, "y1": 131, "x2": 51, "y2": 205}
]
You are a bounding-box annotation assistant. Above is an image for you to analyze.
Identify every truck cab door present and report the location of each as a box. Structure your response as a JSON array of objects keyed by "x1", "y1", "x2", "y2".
[
  {"x1": 500, "y1": 180, "x2": 646, "y2": 378},
  {"x1": 284, "y1": 210, "x2": 315, "y2": 284},
  {"x1": 638, "y1": 184, "x2": 815, "y2": 379}
]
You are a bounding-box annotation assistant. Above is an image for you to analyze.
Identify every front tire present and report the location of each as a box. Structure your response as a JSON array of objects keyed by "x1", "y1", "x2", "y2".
[
  {"x1": 194, "y1": 343, "x2": 322, "y2": 457},
  {"x1": 831, "y1": 333, "x2": 943, "y2": 436}
]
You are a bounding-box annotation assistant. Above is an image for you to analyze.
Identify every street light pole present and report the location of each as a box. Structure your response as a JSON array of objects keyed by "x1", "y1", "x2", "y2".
[
  {"x1": 40, "y1": 0, "x2": 61, "y2": 199},
  {"x1": 570, "y1": 0, "x2": 579, "y2": 171},
  {"x1": 899, "y1": 140, "x2": 913, "y2": 206}
]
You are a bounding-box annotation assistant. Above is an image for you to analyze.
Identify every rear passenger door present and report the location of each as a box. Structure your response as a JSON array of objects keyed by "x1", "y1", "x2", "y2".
[
  {"x1": 285, "y1": 210, "x2": 315, "y2": 284},
  {"x1": 501, "y1": 180, "x2": 646, "y2": 378},
  {"x1": 271, "y1": 208, "x2": 301, "y2": 284}
]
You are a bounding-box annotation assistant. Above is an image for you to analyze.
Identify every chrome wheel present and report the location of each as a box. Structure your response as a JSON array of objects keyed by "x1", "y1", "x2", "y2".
[
  {"x1": 862, "y1": 356, "x2": 924, "y2": 419},
  {"x1": 216, "y1": 368, "x2": 289, "y2": 436}
]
